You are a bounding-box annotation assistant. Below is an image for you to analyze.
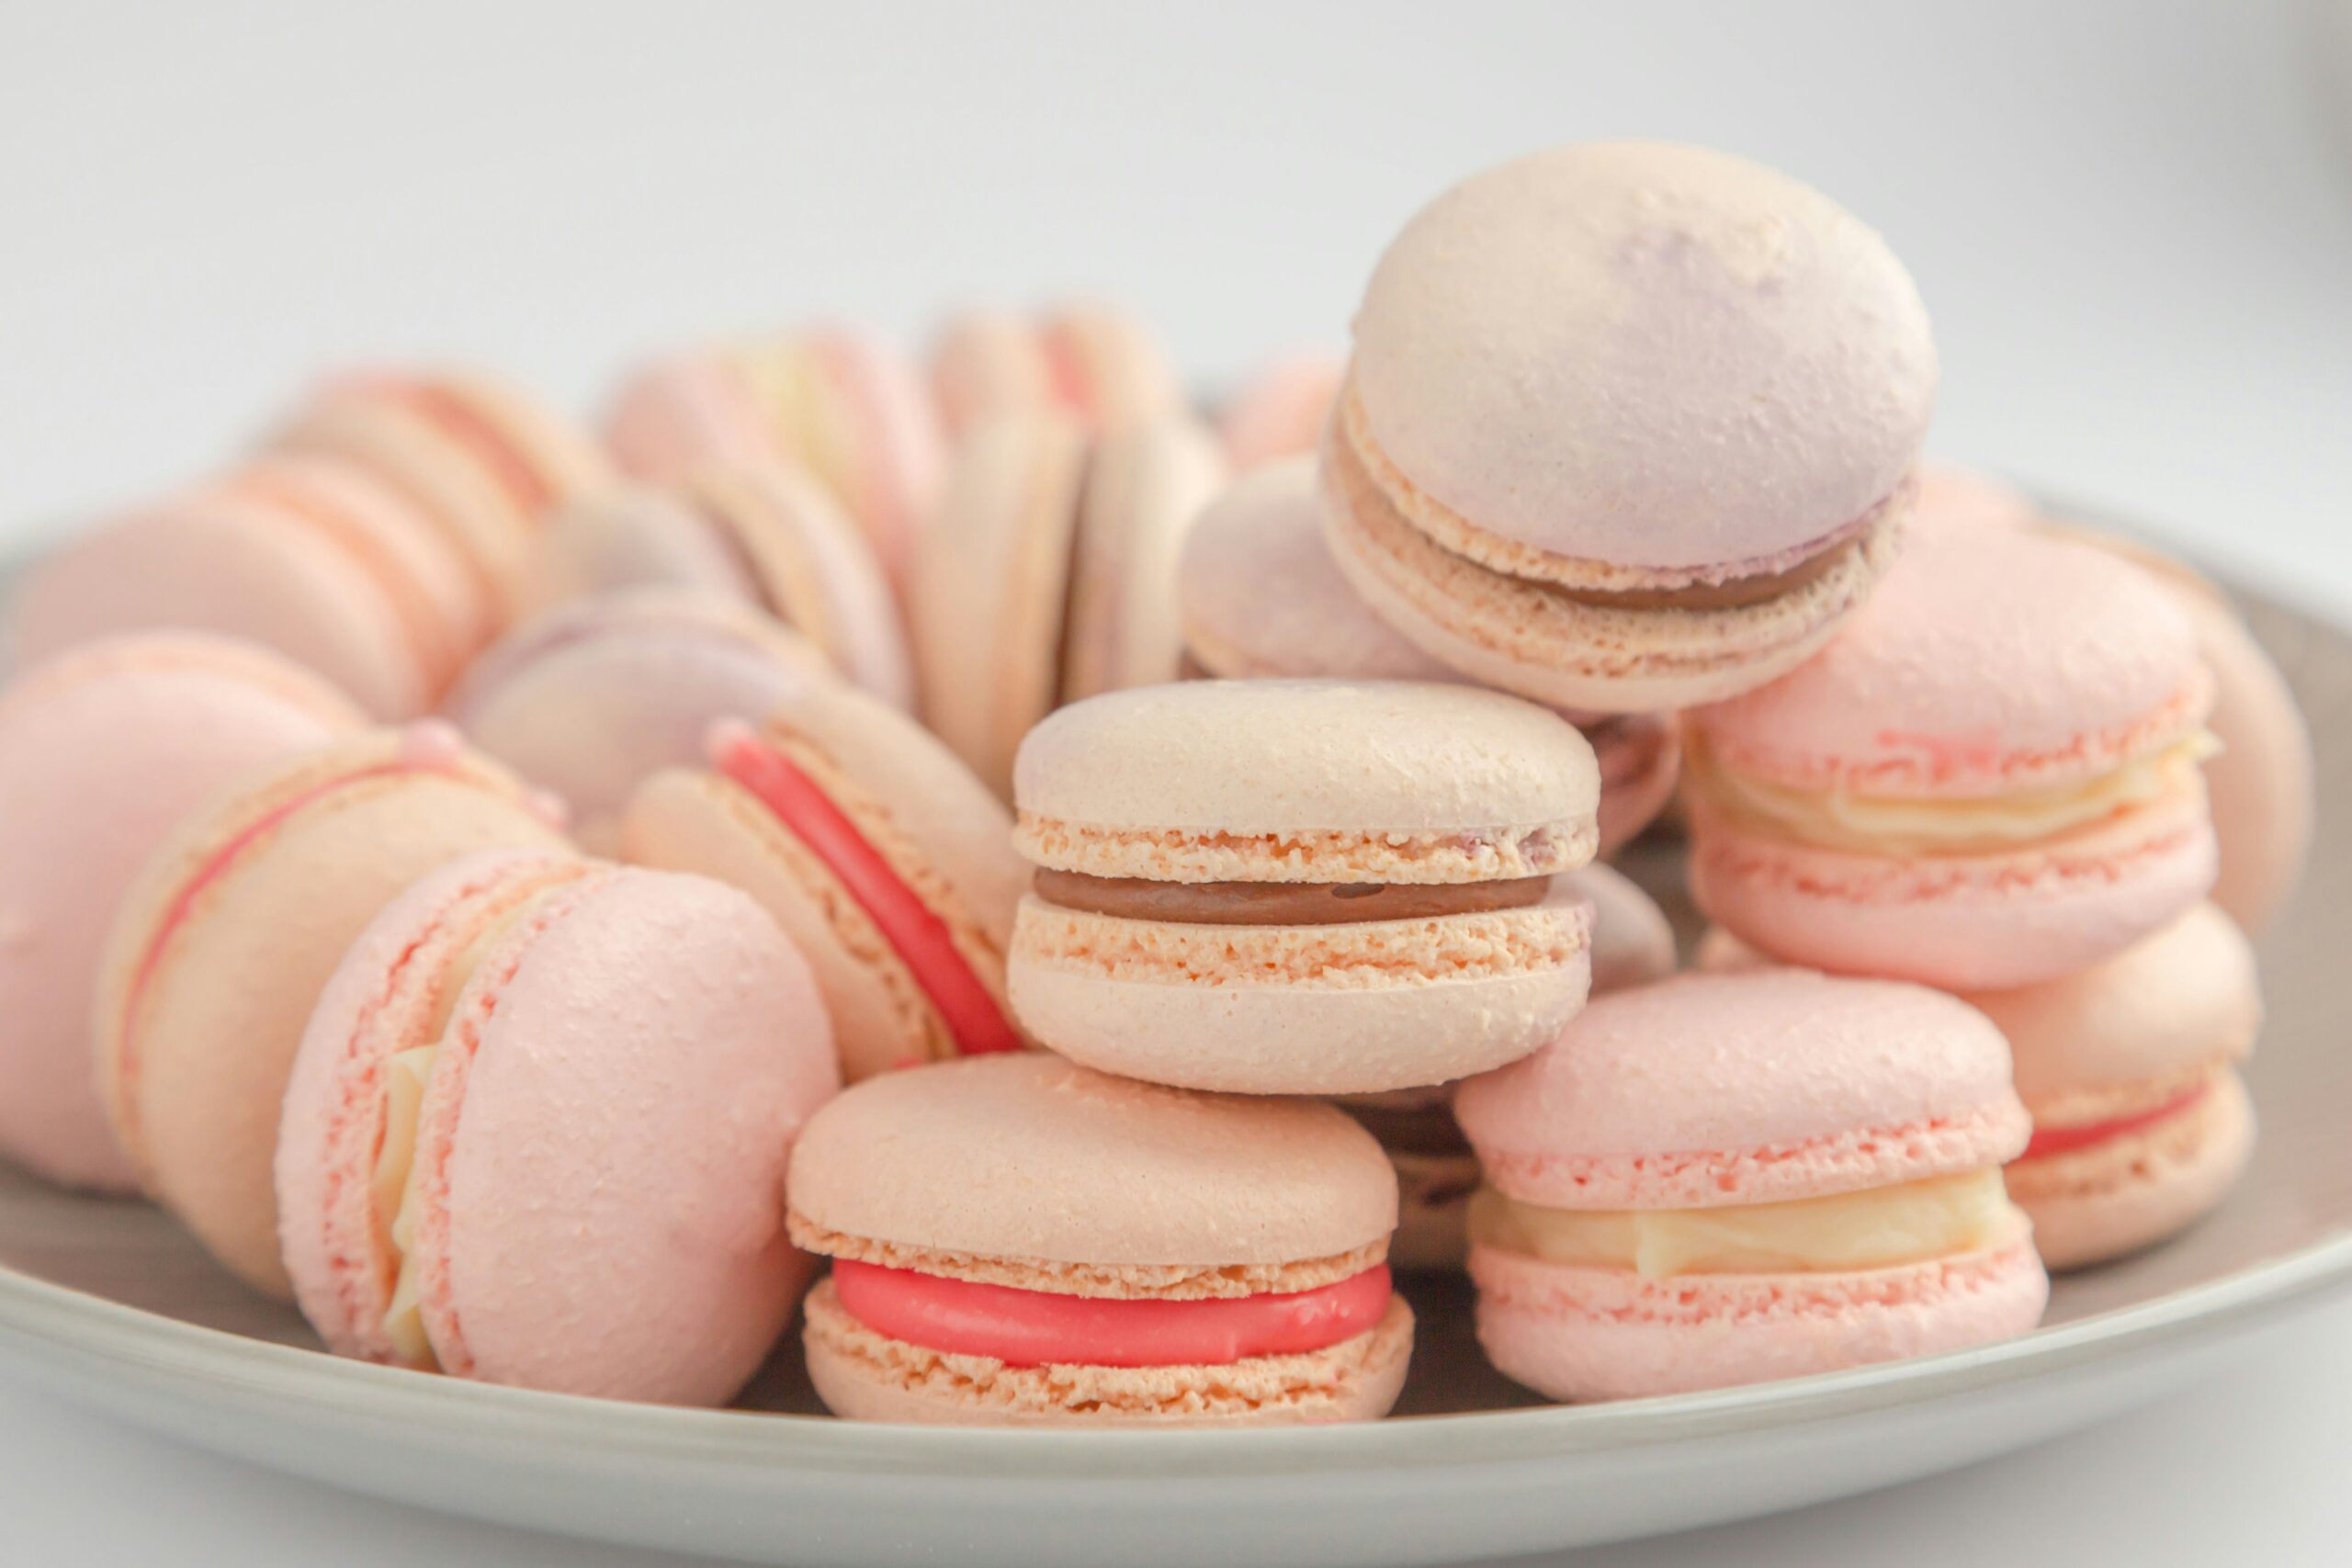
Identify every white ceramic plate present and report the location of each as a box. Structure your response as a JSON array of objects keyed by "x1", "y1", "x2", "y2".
[{"x1": 0, "y1": 536, "x2": 2343, "y2": 1566}]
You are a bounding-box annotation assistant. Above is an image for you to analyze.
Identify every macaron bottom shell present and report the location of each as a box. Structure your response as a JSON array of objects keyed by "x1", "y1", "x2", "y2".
[
  {"x1": 1469, "y1": 1235, "x2": 2050, "y2": 1402},
  {"x1": 2009, "y1": 1069, "x2": 2255, "y2": 1271}
]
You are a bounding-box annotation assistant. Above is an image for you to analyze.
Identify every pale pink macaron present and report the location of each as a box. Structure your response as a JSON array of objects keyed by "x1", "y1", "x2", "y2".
[
  {"x1": 604, "y1": 328, "x2": 944, "y2": 593},
  {"x1": 1180, "y1": 458, "x2": 1679, "y2": 854},
  {"x1": 13, "y1": 455, "x2": 485, "y2": 718},
  {"x1": 622, "y1": 682, "x2": 1029, "y2": 1084},
  {"x1": 518, "y1": 469, "x2": 911, "y2": 706},
  {"x1": 1218, "y1": 352, "x2": 1342, "y2": 470},
  {"x1": 443, "y1": 590, "x2": 833, "y2": 855},
  {"x1": 929, "y1": 302, "x2": 1187, "y2": 439},
  {"x1": 1683, "y1": 524, "x2": 2220, "y2": 989},
  {"x1": 269, "y1": 368, "x2": 614, "y2": 625},
  {"x1": 1913, "y1": 462, "x2": 2040, "y2": 534},
  {"x1": 277, "y1": 848, "x2": 838, "y2": 1402},
  {"x1": 911, "y1": 411, "x2": 1226, "y2": 797},
  {"x1": 1458, "y1": 970, "x2": 2048, "y2": 1401},
  {"x1": 95, "y1": 723, "x2": 571, "y2": 1295},
  {"x1": 1322, "y1": 141, "x2": 1933, "y2": 713},
  {"x1": 1345, "y1": 861, "x2": 1678, "y2": 1272},
  {"x1": 1975, "y1": 902, "x2": 2258, "y2": 1270},
  {"x1": 789, "y1": 1053, "x2": 1411, "y2": 1426},
  {"x1": 0, "y1": 635, "x2": 362, "y2": 1190},
  {"x1": 1007, "y1": 680, "x2": 1600, "y2": 1094}
]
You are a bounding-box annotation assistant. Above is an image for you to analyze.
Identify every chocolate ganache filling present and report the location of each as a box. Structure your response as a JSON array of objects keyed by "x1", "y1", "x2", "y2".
[{"x1": 1033, "y1": 869, "x2": 1554, "y2": 926}]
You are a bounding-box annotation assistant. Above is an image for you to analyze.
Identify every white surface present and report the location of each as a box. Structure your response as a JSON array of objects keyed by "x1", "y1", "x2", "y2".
[{"x1": 0, "y1": 1, "x2": 2346, "y2": 1562}]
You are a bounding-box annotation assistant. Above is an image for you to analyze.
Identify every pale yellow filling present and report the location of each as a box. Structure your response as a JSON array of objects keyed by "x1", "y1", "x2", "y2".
[
  {"x1": 1468, "y1": 1169, "x2": 2021, "y2": 1279},
  {"x1": 737, "y1": 344, "x2": 857, "y2": 503},
  {"x1": 1689, "y1": 732, "x2": 2218, "y2": 856}
]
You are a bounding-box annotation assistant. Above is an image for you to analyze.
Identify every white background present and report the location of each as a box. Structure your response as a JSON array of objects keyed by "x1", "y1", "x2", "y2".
[{"x1": 1, "y1": 1, "x2": 2347, "y2": 1562}]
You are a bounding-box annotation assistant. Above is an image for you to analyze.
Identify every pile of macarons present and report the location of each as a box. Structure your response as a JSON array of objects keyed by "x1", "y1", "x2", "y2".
[{"x1": 0, "y1": 140, "x2": 2310, "y2": 1426}]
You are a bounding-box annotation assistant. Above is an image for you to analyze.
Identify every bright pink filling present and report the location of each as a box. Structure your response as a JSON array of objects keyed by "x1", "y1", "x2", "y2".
[
  {"x1": 1037, "y1": 326, "x2": 1093, "y2": 418},
  {"x1": 831, "y1": 1259, "x2": 1392, "y2": 1368},
  {"x1": 718, "y1": 730, "x2": 1022, "y2": 1057},
  {"x1": 2019, "y1": 1080, "x2": 2212, "y2": 1162}
]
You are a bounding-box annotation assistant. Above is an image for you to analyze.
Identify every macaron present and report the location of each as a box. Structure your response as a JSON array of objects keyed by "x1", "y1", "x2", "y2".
[
  {"x1": 622, "y1": 681, "x2": 1028, "y2": 1083},
  {"x1": 0, "y1": 635, "x2": 363, "y2": 1190},
  {"x1": 277, "y1": 849, "x2": 838, "y2": 1402},
  {"x1": 1682, "y1": 524, "x2": 2219, "y2": 989},
  {"x1": 1320, "y1": 141, "x2": 1933, "y2": 713},
  {"x1": 96, "y1": 723, "x2": 571, "y2": 1294},
  {"x1": 911, "y1": 411, "x2": 1226, "y2": 797},
  {"x1": 443, "y1": 590, "x2": 832, "y2": 855},
  {"x1": 1346, "y1": 862, "x2": 1678, "y2": 1272},
  {"x1": 1007, "y1": 680, "x2": 1600, "y2": 1094},
  {"x1": 13, "y1": 455, "x2": 484, "y2": 718},
  {"x1": 520, "y1": 469, "x2": 910, "y2": 706},
  {"x1": 1915, "y1": 462, "x2": 2039, "y2": 534},
  {"x1": 269, "y1": 369, "x2": 613, "y2": 621},
  {"x1": 929, "y1": 302, "x2": 1186, "y2": 438},
  {"x1": 788, "y1": 1053, "x2": 1412, "y2": 1427},
  {"x1": 1458, "y1": 970, "x2": 2048, "y2": 1400},
  {"x1": 604, "y1": 328, "x2": 944, "y2": 592},
  {"x1": 1180, "y1": 458, "x2": 1679, "y2": 854},
  {"x1": 1218, "y1": 352, "x2": 1341, "y2": 470},
  {"x1": 1973, "y1": 902, "x2": 2257, "y2": 1270}
]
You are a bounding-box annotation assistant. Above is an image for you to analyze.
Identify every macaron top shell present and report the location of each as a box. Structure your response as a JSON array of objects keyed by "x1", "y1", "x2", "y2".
[
  {"x1": 787, "y1": 1055, "x2": 1396, "y2": 1269},
  {"x1": 1350, "y1": 141, "x2": 1936, "y2": 572},
  {"x1": 1456, "y1": 970, "x2": 2029, "y2": 1210},
  {"x1": 1690, "y1": 525, "x2": 2211, "y2": 796},
  {"x1": 1013, "y1": 679, "x2": 1600, "y2": 865},
  {"x1": 1180, "y1": 457, "x2": 1453, "y2": 682},
  {"x1": 1971, "y1": 902, "x2": 2257, "y2": 1106}
]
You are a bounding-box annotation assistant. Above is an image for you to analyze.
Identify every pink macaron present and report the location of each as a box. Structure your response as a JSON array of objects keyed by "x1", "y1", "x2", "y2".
[
  {"x1": 443, "y1": 589, "x2": 834, "y2": 853},
  {"x1": 1975, "y1": 902, "x2": 2258, "y2": 1270},
  {"x1": 0, "y1": 635, "x2": 362, "y2": 1190},
  {"x1": 13, "y1": 456, "x2": 485, "y2": 718},
  {"x1": 95, "y1": 723, "x2": 571, "y2": 1294},
  {"x1": 519, "y1": 471, "x2": 912, "y2": 707},
  {"x1": 1218, "y1": 352, "x2": 1342, "y2": 471},
  {"x1": 1007, "y1": 680, "x2": 1600, "y2": 1094},
  {"x1": 911, "y1": 411, "x2": 1226, "y2": 797},
  {"x1": 1682, "y1": 523, "x2": 2219, "y2": 989},
  {"x1": 929, "y1": 302, "x2": 1187, "y2": 439},
  {"x1": 1320, "y1": 141, "x2": 1932, "y2": 713},
  {"x1": 277, "y1": 848, "x2": 838, "y2": 1402},
  {"x1": 622, "y1": 681, "x2": 1029, "y2": 1084},
  {"x1": 788, "y1": 1053, "x2": 1411, "y2": 1426},
  {"x1": 604, "y1": 328, "x2": 944, "y2": 593},
  {"x1": 1458, "y1": 970, "x2": 2048, "y2": 1401},
  {"x1": 1181, "y1": 457, "x2": 1680, "y2": 854},
  {"x1": 268, "y1": 368, "x2": 614, "y2": 624},
  {"x1": 1345, "y1": 861, "x2": 1678, "y2": 1272}
]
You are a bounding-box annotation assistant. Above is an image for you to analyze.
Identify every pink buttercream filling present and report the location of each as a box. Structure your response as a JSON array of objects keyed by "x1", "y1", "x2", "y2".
[
  {"x1": 831, "y1": 1259, "x2": 1393, "y2": 1368},
  {"x1": 2019, "y1": 1081, "x2": 2212, "y2": 1163}
]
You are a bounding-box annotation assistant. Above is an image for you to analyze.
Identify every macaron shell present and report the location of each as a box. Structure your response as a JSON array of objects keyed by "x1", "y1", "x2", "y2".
[
  {"x1": 804, "y1": 329, "x2": 945, "y2": 591},
  {"x1": 1455, "y1": 970, "x2": 2030, "y2": 1210},
  {"x1": 1470, "y1": 1234, "x2": 2047, "y2": 1401},
  {"x1": 518, "y1": 485, "x2": 762, "y2": 618},
  {"x1": 1916, "y1": 463, "x2": 2039, "y2": 533},
  {"x1": 801, "y1": 1281, "x2": 1411, "y2": 1426},
  {"x1": 1042, "y1": 303, "x2": 1187, "y2": 431},
  {"x1": 605, "y1": 354, "x2": 778, "y2": 481},
  {"x1": 930, "y1": 310, "x2": 1054, "y2": 437},
  {"x1": 1558, "y1": 862, "x2": 1677, "y2": 995},
  {"x1": 786, "y1": 1055, "x2": 1396, "y2": 1271},
  {"x1": 1062, "y1": 418, "x2": 1227, "y2": 702},
  {"x1": 1348, "y1": 141, "x2": 1935, "y2": 570},
  {"x1": 2186, "y1": 590, "x2": 2312, "y2": 931},
  {"x1": 2008, "y1": 1070, "x2": 2254, "y2": 1270},
  {"x1": 98, "y1": 733, "x2": 569, "y2": 1294},
  {"x1": 1218, "y1": 355, "x2": 1342, "y2": 471},
  {"x1": 0, "y1": 637, "x2": 361, "y2": 1190},
  {"x1": 414, "y1": 865, "x2": 837, "y2": 1401}
]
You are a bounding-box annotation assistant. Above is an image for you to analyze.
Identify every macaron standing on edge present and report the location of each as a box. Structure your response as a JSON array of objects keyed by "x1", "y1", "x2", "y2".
[
  {"x1": 95, "y1": 723, "x2": 572, "y2": 1294},
  {"x1": 1007, "y1": 680, "x2": 1600, "y2": 1094},
  {"x1": 1682, "y1": 524, "x2": 2221, "y2": 989},
  {"x1": 1218, "y1": 352, "x2": 1342, "y2": 471},
  {"x1": 622, "y1": 677, "x2": 1029, "y2": 1083},
  {"x1": 444, "y1": 589, "x2": 833, "y2": 854},
  {"x1": 0, "y1": 635, "x2": 363, "y2": 1190},
  {"x1": 930, "y1": 302, "x2": 1187, "y2": 439},
  {"x1": 1321, "y1": 141, "x2": 1934, "y2": 713},
  {"x1": 277, "y1": 849, "x2": 839, "y2": 1402},
  {"x1": 1458, "y1": 971, "x2": 2048, "y2": 1401},
  {"x1": 789, "y1": 1054, "x2": 1412, "y2": 1427},
  {"x1": 1180, "y1": 457, "x2": 1679, "y2": 854}
]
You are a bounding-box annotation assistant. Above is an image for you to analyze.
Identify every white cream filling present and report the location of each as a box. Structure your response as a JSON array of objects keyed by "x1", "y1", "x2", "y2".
[
  {"x1": 1468, "y1": 1168, "x2": 2022, "y2": 1279},
  {"x1": 1690, "y1": 733, "x2": 2218, "y2": 856}
]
